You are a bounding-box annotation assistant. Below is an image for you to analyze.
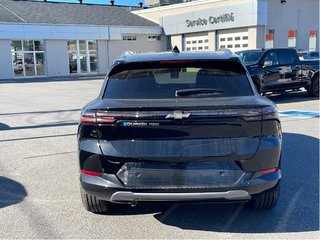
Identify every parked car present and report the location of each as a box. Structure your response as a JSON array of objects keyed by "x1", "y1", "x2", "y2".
[
  {"x1": 78, "y1": 49, "x2": 282, "y2": 213},
  {"x1": 303, "y1": 51, "x2": 320, "y2": 60},
  {"x1": 13, "y1": 59, "x2": 23, "y2": 73},
  {"x1": 236, "y1": 48, "x2": 319, "y2": 97}
]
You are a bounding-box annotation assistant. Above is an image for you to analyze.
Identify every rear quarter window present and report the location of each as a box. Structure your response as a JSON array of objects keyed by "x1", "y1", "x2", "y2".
[{"x1": 104, "y1": 60, "x2": 253, "y2": 99}]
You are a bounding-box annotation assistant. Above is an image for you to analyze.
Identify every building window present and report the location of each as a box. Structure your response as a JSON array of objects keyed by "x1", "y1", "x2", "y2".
[
  {"x1": 204, "y1": 46, "x2": 209, "y2": 49},
  {"x1": 243, "y1": 36, "x2": 248, "y2": 40},
  {"x1": 11, "y1": 40, "x2": 46, "y2": 77},
  {"x1": 198, "y1": 40, "x2": 203, "y2": 44},
  {"x1": 242, "y1": 43, "x2": 248, "y2": 48},
  {"x1": 227, "y1": 44, "x2": 233, "y2": 48},
  {"x1": 198, "y1": 46, "x2": 203, "y2": 50},
  {"x1": 220, "y1": 45, "x2": 226, "y2": 49},
  {"x1": 122, "y1": 35, "x2": 137, "y2": 41},
  {"x1": 220, "y1": 38, "x2": 225, "y2": 42},
  {"x1": 186, "y1": 41, "x2": 191, "y2": 44},
  {"x1": 147, "y1": 35, "x2": 161, "y2": 41},
  {"x1": 192, "y1": 47, "x2": 196, "y2": 50},
  {"x1": 186, "y1": 47, "x2": 191, "y2": 51},
  {"x1": 227, "y1": 37, "x2": 233, "y2": 41},
  {"x1": 88, "y1": 40, "x2": 98, "y2": 72},
  {"x1": 235, "y1": 44, "x2": 241, "y2": 48},
  {"x1": 68, "y1": 40, "x2": 98, "y2": 74},
  {"x1": 235, "y1": 37, "x2": 241, "y2": 41},
  {"x1": 204, "y1": 39, "x2": 208, "y2": 43},
  {"x1": 192, "y1": 40, "x2": 196, "y2": 44}
]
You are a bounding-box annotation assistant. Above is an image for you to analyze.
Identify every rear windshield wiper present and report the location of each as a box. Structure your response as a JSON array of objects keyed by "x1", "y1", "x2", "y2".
[{"x1": 175, "y1": 88, "x2": 224, "y2": 97}]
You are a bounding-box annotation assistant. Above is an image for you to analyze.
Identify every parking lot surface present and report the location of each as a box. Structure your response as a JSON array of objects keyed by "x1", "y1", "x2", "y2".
[{"x1": 0, "y1": 78, "x2": 319, "y2": 239}]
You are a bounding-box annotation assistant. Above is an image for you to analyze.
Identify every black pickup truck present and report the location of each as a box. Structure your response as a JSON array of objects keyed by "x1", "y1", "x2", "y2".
[{"x1": 236, "y1": 48, "x2": 319, "y2": 97}]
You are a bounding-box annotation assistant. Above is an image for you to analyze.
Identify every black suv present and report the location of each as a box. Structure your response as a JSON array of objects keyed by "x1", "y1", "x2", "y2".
[{"x1": 78, "y1": 50, "x2": 282, "y2": 213}]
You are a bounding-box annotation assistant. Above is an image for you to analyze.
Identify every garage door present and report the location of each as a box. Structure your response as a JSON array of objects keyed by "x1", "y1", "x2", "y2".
[
  {"x1": 217, "y1": 31, "x2": 249, "y2": 52},
  {"x1": 185, "y1": 35, "x2": 209, "y2": 52}
]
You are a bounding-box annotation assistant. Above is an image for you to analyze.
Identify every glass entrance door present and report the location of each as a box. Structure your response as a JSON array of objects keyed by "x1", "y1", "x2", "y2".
[{"x1": 68, "y1": 40, "x2": 98, "y2": 74}]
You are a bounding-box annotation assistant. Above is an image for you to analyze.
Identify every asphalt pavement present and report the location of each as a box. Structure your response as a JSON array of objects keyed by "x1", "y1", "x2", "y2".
[{"x1": 0, "y1": 78, "x2": 319, "y2": 239}]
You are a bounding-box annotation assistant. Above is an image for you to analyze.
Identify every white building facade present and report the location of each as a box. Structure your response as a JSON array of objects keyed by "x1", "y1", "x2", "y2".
[
  {"x1": 0, "y1": 23, "x2": 163, "y2": 79},
  {"x1": 134, "y1": 0, "x2": 319, "y2": 53},
  {"x1": 0, "y1": 0, "x2": 163, "y2": 80},
  {"x1": 0, "y1": 0, "x2": 318, "y2": 80}
]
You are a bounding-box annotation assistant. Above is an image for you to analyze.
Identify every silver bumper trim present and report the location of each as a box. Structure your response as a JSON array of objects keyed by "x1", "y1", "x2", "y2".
[{"x1": 110, "y1": 190, "x2": 250, "y2": 203}]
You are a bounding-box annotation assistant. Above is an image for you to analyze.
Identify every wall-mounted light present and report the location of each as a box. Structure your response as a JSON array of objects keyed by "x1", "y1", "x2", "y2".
[{"x1": 281, "y1": 0, "x2": 287, "y2": 3}]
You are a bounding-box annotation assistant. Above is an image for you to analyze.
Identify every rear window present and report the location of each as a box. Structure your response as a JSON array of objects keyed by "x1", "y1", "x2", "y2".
[
  {"x1": 104, "y1": 61, "x2": 253, "y2": 99},
  {"x1": 236, "y1": 51, "x2": 263, "y2": 63}
]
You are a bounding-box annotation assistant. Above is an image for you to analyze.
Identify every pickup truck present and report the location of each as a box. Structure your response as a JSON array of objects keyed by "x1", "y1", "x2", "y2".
[{"x1": 236, "y1": 48, "x2": 319, "y2": 97}]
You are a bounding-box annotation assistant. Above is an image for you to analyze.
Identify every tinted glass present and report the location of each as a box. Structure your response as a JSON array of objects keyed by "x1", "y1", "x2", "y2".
[
  {"x1": 68, "y1": 41, "x2": 77, "y2": 73},
  {"x1": 278, "y1": 50, "x2": 295, "y2": 65},
  {"x1": 34, "y1": 40, "x2": 44, "y2": 51},
  {"x1": 236, "y1": 51, "x2": 263, "y2": 63},
  {"x1": 67, "y1": 40, "x2": 77, "y2": 51},
  {"x1": 263, "y1": 51, "x2": 279, "y2": 65},
  {"x1": 79, "y1": 40, "x2": 86, "y2": 51},
  {"x1": 89, "y1": 52, "x2": 98, "y2": 72},
  {"x1": 80, "y1": 51, "x2": 87, "y2": 73},
  {"x1": 11, "y1": 41, "x2": 22, "y2": 51},
  {"x1": 35, "y1": 52, "x2": 45, "y2": 75},
  {"x1": 12, "y1": 52, "x2": 24, "y2": 77},
  {"x1": 88, "y1": 40, "x2": 96, "y2": 51},
  {"x1": 24, "y1": 53, "x2": 35, "y2": 76},
  {"x1": 23, "y1": 40, "x2": 34, "y2": 51},
  {"x1": 104, "y1": 62, "x2": 253, "y2": 99}
]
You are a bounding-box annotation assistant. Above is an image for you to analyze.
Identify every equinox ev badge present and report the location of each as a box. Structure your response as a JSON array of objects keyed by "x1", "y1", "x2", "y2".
[{"x1": 165, "y1": 110, "x2": 191, "y2": 120}]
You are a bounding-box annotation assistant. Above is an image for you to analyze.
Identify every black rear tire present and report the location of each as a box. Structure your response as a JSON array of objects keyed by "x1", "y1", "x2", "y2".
[
  {"x1": 80, "y1": 187, "x2": 111, "y2": 213},
  {"x1": 307, "y1": 76, "x2": 319, "y2": 97},
  {"x1": 248, "y1": 184, "x2": 280, "y2": 210}
]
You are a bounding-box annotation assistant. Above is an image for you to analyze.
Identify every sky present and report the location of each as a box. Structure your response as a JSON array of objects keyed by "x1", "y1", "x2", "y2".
[{"x1": 47, "y1": 0, "x2": 144, "y2": 6}]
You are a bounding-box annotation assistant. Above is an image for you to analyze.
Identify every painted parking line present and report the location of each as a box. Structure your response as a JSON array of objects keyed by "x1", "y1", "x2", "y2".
[{"x1": 279, "y1": 110, "x2": 320, "y2": 119}]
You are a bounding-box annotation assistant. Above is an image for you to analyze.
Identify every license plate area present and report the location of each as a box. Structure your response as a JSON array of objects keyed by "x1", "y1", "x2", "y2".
[{"x1": 116, "y1": 161, "x2": 244, "y2": 189}]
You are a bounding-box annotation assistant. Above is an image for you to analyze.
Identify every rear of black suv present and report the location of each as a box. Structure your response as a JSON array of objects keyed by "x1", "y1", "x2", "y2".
[{"x1": 78, "y1": 52, "x2": 282, "y2": 213}]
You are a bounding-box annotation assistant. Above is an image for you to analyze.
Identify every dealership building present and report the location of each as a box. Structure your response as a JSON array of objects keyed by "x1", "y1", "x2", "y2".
[
  {"x1": 135, "y1": 0, "x2": 319, "y2": 52},
  {"x1": 0, "y1": 0, "x2": 318, "y2": 80}
]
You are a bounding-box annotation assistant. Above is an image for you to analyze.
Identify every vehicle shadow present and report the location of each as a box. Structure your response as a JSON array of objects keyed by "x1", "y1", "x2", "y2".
[
  {"x1": 109, "y1": 132, "x2": 319, "y2": 233},
  {"x1": 266, "y1": 91, "x2": 318, "y2": 104},
  {"x1": 0, "y1": 176, "x2": 27, "y2": 209}
]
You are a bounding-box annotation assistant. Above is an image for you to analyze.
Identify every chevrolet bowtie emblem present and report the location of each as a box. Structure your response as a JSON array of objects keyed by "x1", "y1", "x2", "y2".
[{"x1": 165, "y1": 111, "x2": 191, "y2": 119}]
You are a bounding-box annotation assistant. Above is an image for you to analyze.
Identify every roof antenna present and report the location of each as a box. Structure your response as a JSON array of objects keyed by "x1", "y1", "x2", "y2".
[{"x1": 172, "y1": 46, "x2": 180, "y2": 54}]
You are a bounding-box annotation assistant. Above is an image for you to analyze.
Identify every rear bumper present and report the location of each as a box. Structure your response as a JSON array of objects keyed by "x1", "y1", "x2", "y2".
[
  {"x1": 80, "y1": 169, "x2": 281, "y2": 204},
  {"x1": 110, "y1": 190, "x2": 250, "y2": 202}
]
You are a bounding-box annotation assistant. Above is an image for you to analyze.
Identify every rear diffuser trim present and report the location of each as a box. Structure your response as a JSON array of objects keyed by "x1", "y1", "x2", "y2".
[{"x1": 110, "y1": 190, "x2": 251, "y2": 202}]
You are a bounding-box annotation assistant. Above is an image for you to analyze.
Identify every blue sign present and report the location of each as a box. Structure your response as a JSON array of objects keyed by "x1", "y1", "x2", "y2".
[{"x1": 279, "y1": 110, "x2": 320, "y2": 119}]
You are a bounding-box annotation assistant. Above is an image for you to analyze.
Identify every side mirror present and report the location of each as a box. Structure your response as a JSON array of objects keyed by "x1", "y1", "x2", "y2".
[{"x1": 263, "y1": 61, "x2": 273, "y2": 67}]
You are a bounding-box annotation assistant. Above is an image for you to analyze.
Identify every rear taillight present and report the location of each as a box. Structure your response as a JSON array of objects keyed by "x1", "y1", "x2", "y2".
[
  {"x1": 96, "y1": 112, "x2": 117, "y2": 123},
  {"x1": 80, "y1": 110, "x2": 116, "y2": 124},
  {"x1": 80, "y1": 111, "x2": 96, "y2": 123},
  {"x1": 81, "y1": 170, "x2": 101, "y2": 176},
  {"x1": 160, "y1": 60, "x2": 194, "y2": 64},
  {"x1": 241, "y1": 106, "x2": 279, "y2": 121},
  {"x1": 260, "y1": 167, "x2": 280, "y2": 174},
  {"x1": 262, "y1": 106, "x2": 280, "y2": 121}
]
